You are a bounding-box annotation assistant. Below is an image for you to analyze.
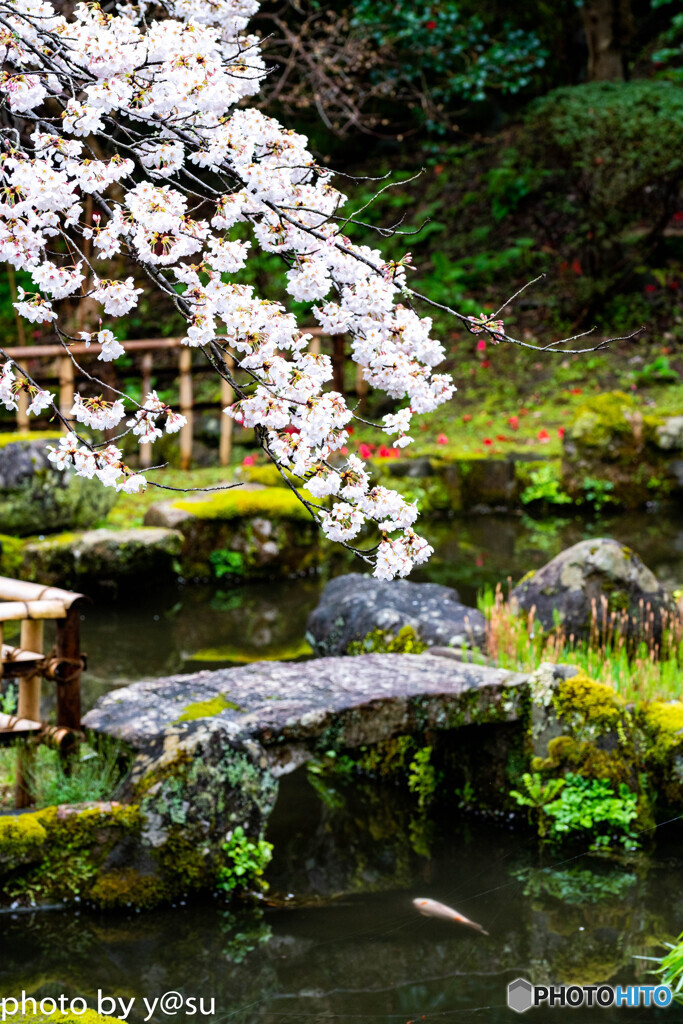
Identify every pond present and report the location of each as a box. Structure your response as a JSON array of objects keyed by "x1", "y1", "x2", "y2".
[
  {"x1": 1, "y1": 770, "x2": 683, "y2": 1021},
  {"x1": 3, "y1": 509, "x2": 683, "y2": 1018},
  {"x1": 75, "y1": 507, "x2": 683, "y2": 712}
]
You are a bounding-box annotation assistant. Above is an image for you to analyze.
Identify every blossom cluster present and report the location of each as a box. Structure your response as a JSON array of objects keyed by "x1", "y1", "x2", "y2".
[{"x1": 0, "y1": 0, "x2": 462, "y2": 577}]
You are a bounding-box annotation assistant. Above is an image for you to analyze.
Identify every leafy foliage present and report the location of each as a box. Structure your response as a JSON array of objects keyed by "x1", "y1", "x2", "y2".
[
  {"x1": 543, "y1": 773, "x2": 639, "y2": 850},
  {"x1": 351, "y1": 1, "x2": 547, "y2": 127},
  {"x1": 407, "y1": 745, "x2": 439, "y2": 809},
  {"x1": 217, "y1": 826, "x2": 273, "y2": 894}
]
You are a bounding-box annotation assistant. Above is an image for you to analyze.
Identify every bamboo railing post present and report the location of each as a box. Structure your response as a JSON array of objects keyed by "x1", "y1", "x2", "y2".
[
  {"x1": 309, "y1": 334, "x2": 321, "y2": 357},
  {"x1": 179, "y1": 347, "x2": 193, "y2": 470},
  {"x1": 59, "y1": 355, "x2": 74, "y2": 431},
  {"x1": 55, "y1": 606, "x2": 82, "y2": 769},
  {"x1": 220, "y1": 356, "x2": 234, "y2": 468},
  {"x1": 140, "y1": 352, "x2": 153, "y2": 470},
  {"x1": 15, "y1": 618, "x2": 44, "y2": 808}
]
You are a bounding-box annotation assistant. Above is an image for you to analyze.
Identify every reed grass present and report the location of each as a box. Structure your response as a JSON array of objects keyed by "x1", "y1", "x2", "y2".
[{"x1": 466, "y1": 583, "x2": 683, "y2": 703}]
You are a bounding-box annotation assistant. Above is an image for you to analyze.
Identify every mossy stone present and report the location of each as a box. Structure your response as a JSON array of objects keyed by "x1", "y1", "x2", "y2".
[{"x1": 0, "y1": 435, "x2": 117, "y2": 536}]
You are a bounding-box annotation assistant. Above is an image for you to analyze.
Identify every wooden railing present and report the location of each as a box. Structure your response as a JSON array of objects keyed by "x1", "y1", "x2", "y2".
[
  {"x1": 1, "y1": 329, "x2": 365, "y2": 470},
  {"x1": 0, "y1": 576, "x2": 86, "y2": 808}
]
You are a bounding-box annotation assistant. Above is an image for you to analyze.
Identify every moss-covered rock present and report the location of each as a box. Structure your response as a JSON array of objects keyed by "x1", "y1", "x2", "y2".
[
  {"x1": 0, "y1": 435, "x2": 117, "y2": 536},
  {"x1": 512, "y1": 537, "x2": 675, "y2": 641},
  {"x1": 144, "y1": 484, "x2": 321, "y2": 580},
  {"x1": 18, "y1": 527, "x2": 182, "y2": 597},
  {"x1": 0, "y1": 812, "x2": 47, "y2": 873},
  {"x1": 638, "y1": 701, "x2": 683, "y2": 807}
]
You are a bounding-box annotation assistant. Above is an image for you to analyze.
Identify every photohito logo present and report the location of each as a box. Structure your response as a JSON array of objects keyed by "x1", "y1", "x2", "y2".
[{"x1": 507, "y1": 979, "x2": 673, "y2": 1013}]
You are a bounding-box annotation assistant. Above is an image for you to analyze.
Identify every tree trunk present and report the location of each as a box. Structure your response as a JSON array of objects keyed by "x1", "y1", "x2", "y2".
[{"x1": 579, "y1": 0, "x2": 632, "y2": 81}]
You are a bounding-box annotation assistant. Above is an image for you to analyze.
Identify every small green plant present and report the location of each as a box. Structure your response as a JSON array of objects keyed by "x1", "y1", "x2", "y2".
[
  {"x1": 216, "y1": 826, "x2": 273, "y2": 895},
  {"x1": 520, "y1": 464, "x2": 572, "y2": 506},
  {"x1": 408, "y1": 746, "x2": 439, "y2": 809},
  {"x1": 635, "y1": 354, "x2": 679, "y2": 385},
  {"x1": 510, "y1": 772, "x2": 566, "y2": 837},
  {"x1": 1, "y1": 682, "x2": 17, "y2": 715},
  {"x1": 26, "y1": 742, "x2": 127, "y2": 808},
  {"x1": 544, "y1": 774, "x2": 639, "y2": 851},
  {"x1": 582, "y1": 477, "x2": 615, "y2": 510},
  {"x1": 209, "y1": 549, "x2": 245, "y2": 579}
]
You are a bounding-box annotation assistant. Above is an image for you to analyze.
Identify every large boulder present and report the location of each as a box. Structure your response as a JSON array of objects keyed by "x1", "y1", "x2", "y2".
[
  {"x1": 0, "y1": 433, "x2": 117, "y2": 536},
  {"x1": 512, "y1": 538, "x2": 676, "y2": 640},
  {"x1": 306, "y1": 574, "x2": 486, "y2": 655}
]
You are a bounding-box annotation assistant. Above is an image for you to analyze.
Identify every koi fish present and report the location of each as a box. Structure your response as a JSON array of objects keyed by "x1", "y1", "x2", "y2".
[{"x1": 413, "y1": 897, "x2": 489, "y2": 935}]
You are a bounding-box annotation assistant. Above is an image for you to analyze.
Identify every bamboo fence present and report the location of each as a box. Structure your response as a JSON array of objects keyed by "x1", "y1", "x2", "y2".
[
  {"x1": 2, "y1": 330, "x2": 367, "y2": 470},
  {"x1": 0, "y1": 576, "x2": 86, "y2": 808}
]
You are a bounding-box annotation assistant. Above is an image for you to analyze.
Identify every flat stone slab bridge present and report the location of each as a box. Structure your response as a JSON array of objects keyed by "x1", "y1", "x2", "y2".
[{"x1": 84, "y1": 652, "x2": 529, "y2": 783}]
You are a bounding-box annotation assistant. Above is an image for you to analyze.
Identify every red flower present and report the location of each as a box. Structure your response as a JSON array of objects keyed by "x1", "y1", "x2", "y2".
[
  {"x1": 346, "y1": 425, "x2": 354, "y2": 434},
  {"x1": 569, "y1": 388, "x2": 582, "y2": 396},
  {"x1": 483, "y1": 438, "x2": 493, "y2": 446},
  {"x1": 476, "y1": 339, "x2": 486, "y2": 352},
  {"x1": 436, "y1": 433, "x2": 448, "y2": 445},
  {"x1": 378, "y1": 445, "x2": 399, "y2": 458},
  {"x1": 508, "y1": 415, "x2": 519, "y2": 430},
  {"x1": 644, "y1": 283, "x2": 657, "y2": 293},
  {"x1": 496, "y1": 434, "x2": 508, "y2": 442},
  {"x1": 537, "y1": 429, "x2": 550, "y2": 443},
  {"x1": 481, "y1": 359, "x2": 491, "y2": 369},
  {"x1": 519, "y1": 407, "x2": 529, "y2": 416},
  {"x1": 241, "y1": 455, "x2": 256, "y2": 467},
  {"x1": 426, "y1": 19, "x2": 437, "y2": 29},
  {"x1": 557, "y1": 427, "x2": 565, "y2": 439},
  {"x1": 673, "y1": 211, "x2": 683, "y2": 222},
  {"x1": 339, "y1": 446, "x2": 349, "y2": 455},
  {"x1": 358, "y1": 442, "x2": 374, "y2": 459},
  {"x1": 462, "y1": 413, "x2": 473, "y2": 422},
  {"x1": 571, "y1": 259, "x2": 582, "y2": 275}
]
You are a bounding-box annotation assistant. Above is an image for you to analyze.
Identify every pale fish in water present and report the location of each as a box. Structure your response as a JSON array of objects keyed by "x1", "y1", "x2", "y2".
[{"x1": 413, "y1": 897, "x2": 489, "y2": 935}]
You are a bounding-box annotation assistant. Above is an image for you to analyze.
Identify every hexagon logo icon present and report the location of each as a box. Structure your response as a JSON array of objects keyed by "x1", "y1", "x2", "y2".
[{"x1": 508, "y1": 978, "x2": 533, "y2": 1014}]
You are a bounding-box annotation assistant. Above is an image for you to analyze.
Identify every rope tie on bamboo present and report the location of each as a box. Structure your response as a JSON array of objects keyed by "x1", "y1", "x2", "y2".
[{"x1": 41, "y1": 654, "x2": 87, "y2": 682}]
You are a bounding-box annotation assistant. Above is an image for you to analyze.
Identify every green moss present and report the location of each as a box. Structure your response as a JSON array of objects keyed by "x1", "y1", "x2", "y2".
[
  {"x1": 0, "y1": 533, "x2": 27, "y2": 576},
  {"x1": 15, "y1": 1011, "x2": 126, "y2": 1024},
  {"x1": 347, "y1": 625, "x2": 428, "y2": 655},
  {"x1": 553, "y1": 672, "x2": 626, "y2": 735},
  {"x1": 0, "y1": 812, "x2": 47, "y2": 871},
  {"x1": 133, "y1": 749, "x2": 193, "y2": 799},
  {"x1": 516, "y1": 569, "x2": 536, "y2": 586},
  {"x1": 533, "y1": 734, "x2": 633, "y2": 788},
  {"x1": 172, "y1": 486, "x2": 312, "y2": 521},
  {"x1": 187, "y1": 638, "x2": 312, "y2": 663},
  {"x1": 89, "y1": 868, "x2": 164, "y2": 910},
  {"x1": 568, "y1": 391, "x2": 638, "y2": 448},
  {"x1": 1, "y1": 803, "x2": 143, "y2": 903},
  {"x1": 239, "y1": 464, "x2": 303, "y2": 488},
  {"x1": 0, "y1": 431, "x2": 61, "y2": 448},
  {"x1": 174, "y1": 694, "x2": 244, "y2": 722}
]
